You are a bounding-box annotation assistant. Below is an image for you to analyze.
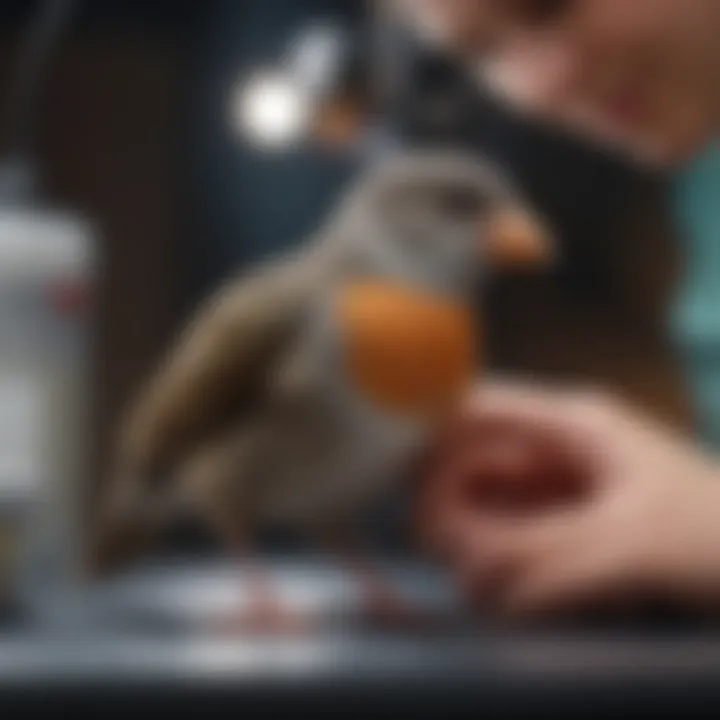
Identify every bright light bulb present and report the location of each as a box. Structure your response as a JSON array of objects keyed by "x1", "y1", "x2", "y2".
[{"x1": 232, "y1": 71, "x2": 312, "y2": 150}]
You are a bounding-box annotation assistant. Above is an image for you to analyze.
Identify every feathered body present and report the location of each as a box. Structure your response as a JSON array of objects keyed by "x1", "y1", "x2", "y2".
[{"x1": 90, "y1": 150, "x2": 550, "y2": 574}]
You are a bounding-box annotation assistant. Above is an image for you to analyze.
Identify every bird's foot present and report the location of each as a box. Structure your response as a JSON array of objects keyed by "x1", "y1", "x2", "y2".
[
  {"x1": 216, "y1": 597, "x2": 313, "y2": 637},
  {"x1": 359, "y1": 584, "x2": 435, "y2": 631}
]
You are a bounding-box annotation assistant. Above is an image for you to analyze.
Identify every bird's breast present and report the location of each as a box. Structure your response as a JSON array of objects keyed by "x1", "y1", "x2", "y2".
[{"x1": 335, "y1": 279, "x2": 479, "y2": 419}]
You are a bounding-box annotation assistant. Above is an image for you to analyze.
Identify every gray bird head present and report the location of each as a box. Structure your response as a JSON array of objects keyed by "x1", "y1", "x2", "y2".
[{"x1": 329, "y1": 150, "x2": 554, "y2": 298}]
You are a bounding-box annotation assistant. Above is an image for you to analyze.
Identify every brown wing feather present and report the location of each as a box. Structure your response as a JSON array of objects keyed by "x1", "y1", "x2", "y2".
[
  {"x1": 87, "y1": 251, "x2": 328, "y2": 576},
  {"x1": 117, "y1": 250, "x2": 327, "y2": 487}
]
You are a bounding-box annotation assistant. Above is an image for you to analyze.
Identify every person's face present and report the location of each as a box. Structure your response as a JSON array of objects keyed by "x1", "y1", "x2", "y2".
[
  {"x1": 395, "y1": 0, "x2": 493, "y2": 51},
  {"x1": 401, "y1": 0, "x2": 720, "y2": 167}
]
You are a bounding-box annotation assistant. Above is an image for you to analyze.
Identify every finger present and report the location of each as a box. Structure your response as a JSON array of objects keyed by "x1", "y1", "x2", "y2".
[
  {"x1": 417, "y1": 381, "x2": 607, "y2": 554},
  {"x1": 465, "y1": 378, "x2": 616, "y2": 440},
  {"x1": 451, "y1": 509, "x2": 586, "y2": 600},
  {"x1": 462, "y1": 381, "x2": 601, "y2": 458},
  {"x1": 446, "y1": 438, "x2": 542, "y2": 493},
  {"x1": 497, "y1": 547, "x2": 642, "y2": 621},
  {"x1": 417, "y1": 437, "x2": 553, "y2": 554},
  {"x1": 465, "y1": 508, "x2": 582, "y2": 560},
  {"x1": 464, "y1": 376, "x2": 567, "y2": 415},
  {"x1": 457, "y1": 507, "x2": 636, "y2": 620},
  {"x1": 422, "y1": 438, "x2": 589, "y2": 547},
  {"x1": 432, "y1": 377, "x2": 592, "y2": 472},
  {"x1": 466, "y1": 381, "x2": 651, "y2": 479}
]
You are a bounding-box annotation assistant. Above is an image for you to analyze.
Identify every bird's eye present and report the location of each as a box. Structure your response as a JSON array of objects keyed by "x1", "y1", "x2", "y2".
[{"x1": 438, "y1": 188, "x2": 484, "y2": 219}]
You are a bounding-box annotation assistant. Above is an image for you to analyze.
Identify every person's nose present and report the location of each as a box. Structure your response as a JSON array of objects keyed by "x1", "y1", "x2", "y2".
[{"x1": 482, "y1": 33, "x2": 580, "y2": 116}]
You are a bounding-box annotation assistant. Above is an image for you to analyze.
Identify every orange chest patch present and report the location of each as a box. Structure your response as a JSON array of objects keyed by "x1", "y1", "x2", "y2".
[{"x1": 336, "y1": 280, "x2": 479, "y2": 418}]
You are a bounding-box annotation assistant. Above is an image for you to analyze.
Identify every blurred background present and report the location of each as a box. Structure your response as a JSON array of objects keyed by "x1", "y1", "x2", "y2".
[{"x1": 0, "y1": 0, "x2": 707, "y2": 709}]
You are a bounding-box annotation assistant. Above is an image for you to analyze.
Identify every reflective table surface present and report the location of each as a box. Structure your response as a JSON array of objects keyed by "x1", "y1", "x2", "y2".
[{"x1": 2, "y1": 558, "x2": 720, "y2": 710}]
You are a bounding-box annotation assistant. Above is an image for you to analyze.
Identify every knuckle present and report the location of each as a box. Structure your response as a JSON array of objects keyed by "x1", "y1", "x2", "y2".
[{"x1": 567, "y1": 386, "x2": 624, "y2": 426}]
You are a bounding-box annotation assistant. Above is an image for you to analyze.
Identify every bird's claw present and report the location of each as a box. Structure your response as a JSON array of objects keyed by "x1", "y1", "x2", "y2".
[
  {"x1": 214, "y1": 599, "x2": 313, "y2": 637},
  {"x1": 359, "y1": 587, "x2": 434, "y2": 630}
]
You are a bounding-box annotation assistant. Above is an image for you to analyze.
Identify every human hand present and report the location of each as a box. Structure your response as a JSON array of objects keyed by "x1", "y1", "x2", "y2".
[{"x1": 418, "y1": 380, "x2": 720, "y2": 618}]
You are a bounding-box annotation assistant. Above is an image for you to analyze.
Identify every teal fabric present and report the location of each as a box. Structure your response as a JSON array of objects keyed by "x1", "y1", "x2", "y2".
[{"x1": 671, "y1": 142, "x2": 720, "y2": 449}]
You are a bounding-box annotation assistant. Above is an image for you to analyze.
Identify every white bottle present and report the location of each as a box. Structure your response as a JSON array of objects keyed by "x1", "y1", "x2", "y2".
[{"x1": 0, "y1": 205, "x2": 96, "y2": 621}]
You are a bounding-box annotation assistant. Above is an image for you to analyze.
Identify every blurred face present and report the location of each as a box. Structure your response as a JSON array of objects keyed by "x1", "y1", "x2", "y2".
[
  {"x1": 398, "y1": 0, "x2": 720, "y2": 167},
  {"x1": 395, "y1": 0, "x2": 495, "y2": 51}
]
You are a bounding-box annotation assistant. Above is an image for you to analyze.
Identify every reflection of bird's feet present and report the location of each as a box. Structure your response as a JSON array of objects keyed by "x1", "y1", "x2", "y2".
[
  {"x1": 216, "y1": 597, "x2": 313, "y2": 637},
  {"x1": 359, "y1": 583, "x2": 434, "y2": 631}
]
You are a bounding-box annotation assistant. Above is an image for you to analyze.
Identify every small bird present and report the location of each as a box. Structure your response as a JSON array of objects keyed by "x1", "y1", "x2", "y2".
[{"x1": 89, "y1": 149, "x2": 552, "y2": 630}]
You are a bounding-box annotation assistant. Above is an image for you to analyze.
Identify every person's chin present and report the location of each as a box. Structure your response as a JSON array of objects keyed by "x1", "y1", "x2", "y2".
[
  {"x1": 621, "y1": 140, "x2": 682, "y2": 171},
  {"x1": 563, "y1": 109, "x2": 710, "y2": 171},
  {"x1": 622, "y1": 120, "x2": 719, "y2": 172},
  {"x1": 565, "y1": 126, "x2": 669, "y2": 171},
  {"x1": 589, "y1": 130, "x2": 708, "y2": 173}
]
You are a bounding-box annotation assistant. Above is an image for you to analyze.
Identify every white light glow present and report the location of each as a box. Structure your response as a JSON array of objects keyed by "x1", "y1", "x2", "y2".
[{"x1": 232, "y1": 71, "x2": 312, "y2": 150}]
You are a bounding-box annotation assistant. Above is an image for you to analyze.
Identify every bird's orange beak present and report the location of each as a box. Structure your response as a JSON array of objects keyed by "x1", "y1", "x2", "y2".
[
  {"x1": 313, "y1": 94, "x2": 366, "y2": 148},
  {"x1": 484, "y1": 206, "x2": 555, "y2": 271}
]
